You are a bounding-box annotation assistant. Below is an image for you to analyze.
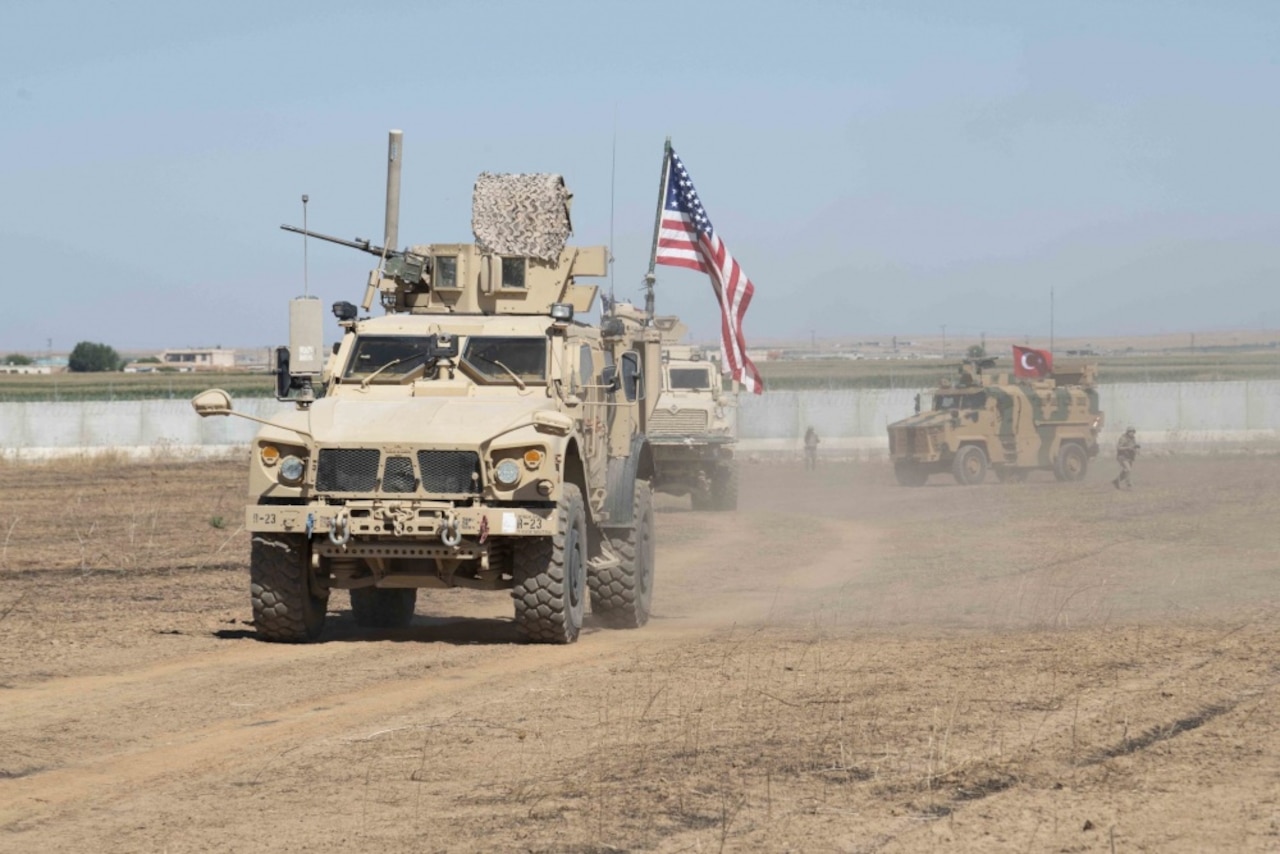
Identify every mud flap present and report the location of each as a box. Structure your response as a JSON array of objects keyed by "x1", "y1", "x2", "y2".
[{"x1": 602, "y1": 435, "x2": 652, "y2": 529}]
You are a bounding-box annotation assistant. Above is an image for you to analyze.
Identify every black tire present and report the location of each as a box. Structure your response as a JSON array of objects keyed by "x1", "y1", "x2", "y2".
[
  {"x1": 250, "y1": 534, "x2": 328, "y2": 643},
  {"x1": 349, "y1": 587, "x2": 417, "y2": 629},
  {"x1": 710, "y1": 464, "x2": 739, "y2": 511},
  {"x1": 591, "y1": 479, "x2": 656, "y2": 629},
  {"x1": 995, "y1": 467, "x2": 1029, "y2": 484},
  {"x1": 894, "y1": 462, "x2": 929, "y2": 487},
  {"x1": 952, "y1": 445, "x2": 988, "y2": 486},
  {"x1": 511, "y1": 483, "x2": 587, "y2": 644},
  {"x1": 1054, "y1": 442, "x2": 1089, "y2": 482}
]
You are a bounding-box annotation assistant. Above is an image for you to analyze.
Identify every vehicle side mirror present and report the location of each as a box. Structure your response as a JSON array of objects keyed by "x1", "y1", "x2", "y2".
[
  {"x1": 191, "y1": 388, "x2": 233, "y2": 417},
  {"x1": 620, "y1": 351, "x2": 643, "y2": 402},
  {"x1": 275, "y1": 346, "x2": 292, "y2": 399}
]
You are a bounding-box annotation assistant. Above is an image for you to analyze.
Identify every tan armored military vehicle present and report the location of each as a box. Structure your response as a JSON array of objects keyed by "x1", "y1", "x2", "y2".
[
  {"x1": 644, "y1": 316, "x2": 739, "y2": 510},
  {"x1": 887, "y1": 357, "x2": 1104, "y2": 486},
  {"x1": 193, "y1": 131, "x2": 660, "y2": 644}
]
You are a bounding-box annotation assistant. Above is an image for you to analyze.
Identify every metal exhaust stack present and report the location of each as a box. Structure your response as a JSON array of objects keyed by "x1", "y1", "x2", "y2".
[
  {"x1": 363, "y1": 130, "x2": 404, "y2": 311},
  {"x1": 384, "y1": 129, "x2": 403, "y2": 253}
]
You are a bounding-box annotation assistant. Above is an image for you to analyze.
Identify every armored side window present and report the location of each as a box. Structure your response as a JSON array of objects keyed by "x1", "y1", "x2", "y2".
[
  {"x1": 435, "y1": 256, "x2": 458, "y2": 289},
  {"x1": 501, "y1": 257, "x2": 526, "y2": 289}
]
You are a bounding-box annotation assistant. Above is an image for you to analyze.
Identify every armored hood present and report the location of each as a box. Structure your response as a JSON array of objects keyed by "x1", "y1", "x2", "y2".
[{"x1": 302, "y1": 396, "x2": 551, "y2": 447}]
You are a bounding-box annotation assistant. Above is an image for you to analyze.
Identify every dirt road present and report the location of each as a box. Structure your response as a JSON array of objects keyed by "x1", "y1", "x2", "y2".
[{"x1": 0, "y1": 456, "x2": 1276, "y2": 852}]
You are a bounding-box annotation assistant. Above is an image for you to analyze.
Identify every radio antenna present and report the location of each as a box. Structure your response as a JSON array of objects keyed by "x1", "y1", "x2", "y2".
[
  {"x1": 301, "y1": 194, "x2": 310, "y2": 297},
  {"x1": 608, "y1": 108, "x2": 617, "y2": 305}
]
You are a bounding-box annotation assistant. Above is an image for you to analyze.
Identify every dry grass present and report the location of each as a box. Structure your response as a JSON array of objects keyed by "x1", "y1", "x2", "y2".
[{"x1": 0, "y1": 456, "x2": 1276, "y2": 851}]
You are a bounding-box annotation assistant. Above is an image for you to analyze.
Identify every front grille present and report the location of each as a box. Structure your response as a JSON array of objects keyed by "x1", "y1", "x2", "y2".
[
  {"x1": 383, "y1": 456, "x2": 417, "y2": 493},
  {"x1": 910, "y1": 429, "x2": 933, "y2": 455},
  {"x1": 316, "y1": 448, "x2": 381, "y2": 492},
  {"x1": 648, "y1": 409, "x2": 709, "y2": 435},
  {"x1": 417, "y1": 450, "x2": 480, "y2": 494}
]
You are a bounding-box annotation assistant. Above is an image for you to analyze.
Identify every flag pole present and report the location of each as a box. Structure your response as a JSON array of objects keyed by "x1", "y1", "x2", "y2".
[
  {"x1": 644, "y1": 137, "x2": 673, "y2": 320},
  {"x1": 1049, "y1": 285, "x2": 1055, "y2": 357}
]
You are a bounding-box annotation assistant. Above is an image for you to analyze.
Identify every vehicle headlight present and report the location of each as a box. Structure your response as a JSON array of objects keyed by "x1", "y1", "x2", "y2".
[
  {"x1": 494, "y1": 459, "x2": 522, "y2": 488},
  {"x1": 279, "y1": 455, "x2": 306, "y2": 484}
]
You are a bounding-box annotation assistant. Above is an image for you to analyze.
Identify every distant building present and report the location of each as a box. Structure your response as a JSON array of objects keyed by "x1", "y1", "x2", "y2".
[
  {"x1": 0, "y1": 364, "x2": 53, "y2": 375},
  {"x1": 161, "y1": 348, "x2": 237, "y2": 370}
]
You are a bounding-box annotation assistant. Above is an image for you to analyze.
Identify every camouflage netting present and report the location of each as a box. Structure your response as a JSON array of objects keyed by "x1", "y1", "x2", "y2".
[{"x1": 471, "y1": 172, "x2": 572, "y2": 263}]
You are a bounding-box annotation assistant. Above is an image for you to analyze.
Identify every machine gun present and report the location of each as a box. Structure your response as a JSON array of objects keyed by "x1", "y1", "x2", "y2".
[{"x1": 280, "y1": 224, "x2": 430, "y2": 292}]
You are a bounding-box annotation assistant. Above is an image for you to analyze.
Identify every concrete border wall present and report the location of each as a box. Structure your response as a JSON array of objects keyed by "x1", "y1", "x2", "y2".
[
  {"x1": 738, "y1": 381, "x2": 1280, "y2": 455},
  {"x1": 2, "y1": 382, "x2": 1278, "y2": 460}
]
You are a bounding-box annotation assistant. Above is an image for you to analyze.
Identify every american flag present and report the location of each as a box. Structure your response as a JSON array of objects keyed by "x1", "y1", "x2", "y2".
[{"x1": 655, "y1": 149, "x2": 764, "y2": 394}]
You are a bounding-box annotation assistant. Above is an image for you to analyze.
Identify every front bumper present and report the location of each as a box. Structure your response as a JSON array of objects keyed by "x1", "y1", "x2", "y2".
[{"x1": 246, "y1": 501, "x2": 557, "y2": 540}]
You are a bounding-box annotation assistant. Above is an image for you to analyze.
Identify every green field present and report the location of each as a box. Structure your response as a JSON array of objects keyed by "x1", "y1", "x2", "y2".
[
  {"x1": 0, "y1": 371, "x2": 275, "y2": 403},
  {"x1": 1, "y1": 350, "x2": 1277, "y2": 400},
  {"x1": 756, "y1": 350, "x2": 1280, "y2": 390}
]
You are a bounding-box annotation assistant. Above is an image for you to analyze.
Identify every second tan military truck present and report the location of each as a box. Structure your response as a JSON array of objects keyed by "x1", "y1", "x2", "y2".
[
  {"x1": 645, "y1": 316, "x2": 739, "y2": 510},
  {"x1": 887, "y1": 357, "x2": 1104, "y2": 486}
]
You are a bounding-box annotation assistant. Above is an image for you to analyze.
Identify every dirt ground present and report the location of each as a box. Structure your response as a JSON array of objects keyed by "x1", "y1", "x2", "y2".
[{"x1": 0, "y1": 453, "x2": 1276, "y2": 852}]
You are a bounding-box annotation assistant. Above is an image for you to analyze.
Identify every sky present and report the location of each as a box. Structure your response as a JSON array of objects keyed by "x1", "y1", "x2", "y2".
[{"x1": 2, "y1": 0, "x2": 1279, "y2": 352}]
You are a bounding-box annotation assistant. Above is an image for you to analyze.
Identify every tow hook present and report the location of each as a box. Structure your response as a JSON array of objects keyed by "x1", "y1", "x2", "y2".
[
  {"x1": 328, "y1": 510, "x2": 351, "y2": 546},
  {"x1": 440, "y1": 514, "x2": 462, "y2": 547}
]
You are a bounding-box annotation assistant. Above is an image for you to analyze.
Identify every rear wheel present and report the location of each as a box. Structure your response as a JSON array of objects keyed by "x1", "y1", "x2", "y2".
[
  {"x1": 1054, "y1": 443, "x2": 1089, "y2": 482},
  {"x1": 894, "y1": 462, "x2": 929, "y2": 487},
  {"x1": 350, "y1": 588, "x2": 417, "y2": 629},
  {"x1": 250, "y1": 534, "x2": 328, "y2": 643},
  {"x1": 591, "y1": 479, "x2": 656, "y2": 629},
  {"x1": 952, "y1": 445, "x2": 988, "y2": 486},
  {"x1": 511, "y1": 484, "x2": 586, "y2": 644}
]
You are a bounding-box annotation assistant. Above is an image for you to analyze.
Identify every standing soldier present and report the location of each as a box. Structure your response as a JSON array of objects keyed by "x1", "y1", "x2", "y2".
[
  {"x1": 1113, "y1": 427, "x2": 1140, "y2": 489},
  {"x1": 803, "y1": 426, "x2": 820, "y2": 471}
]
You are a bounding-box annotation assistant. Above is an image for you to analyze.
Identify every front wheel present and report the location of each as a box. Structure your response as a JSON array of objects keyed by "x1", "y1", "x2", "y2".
[
  {"x1": 1054, "y1": 443, "x2": 1089, "y2": 482},
  {"x1": 511, "y1": 483, "x2": 587, "y2": 644},
  {"x1": 250, "y1": 534, "x2": 328, "y2": 643},
  {"x1": 952, "y1": 445, "x2": 988, "y2": 486},
  {"x1": 591, "y1": 479, "x2": 656, "y2": 629},
  {"x1": 350, "y1": 588, "x2": 417, "y2": 629}
]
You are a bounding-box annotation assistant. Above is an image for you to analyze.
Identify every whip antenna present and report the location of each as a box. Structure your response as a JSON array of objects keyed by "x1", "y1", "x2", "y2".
[
  {"x1": 609, "y1": 108, "x2": 617, "y2": 305},
  {"x1": 301, "y1": 194, "x2": 310, "y2": 297}
]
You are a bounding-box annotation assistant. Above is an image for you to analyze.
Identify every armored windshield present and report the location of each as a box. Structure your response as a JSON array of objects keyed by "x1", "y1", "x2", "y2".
[
  {"x1": 462, "y1": 337, "x2": 547, "y2": 384},
  {"x1": 343, "y1": 336, "x2": 435, "y2": 381},
  {"x1": 668, "y1": 367, "x2": 712, "y2": 390},
  {"x1": 934, "y1": 391, "x2": 987, "y2": 411}
]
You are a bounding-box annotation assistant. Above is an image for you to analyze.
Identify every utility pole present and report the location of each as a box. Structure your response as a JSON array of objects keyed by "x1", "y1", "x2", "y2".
[{"x1": 941, "y1": 324, "x2": 947, "y2": 360}]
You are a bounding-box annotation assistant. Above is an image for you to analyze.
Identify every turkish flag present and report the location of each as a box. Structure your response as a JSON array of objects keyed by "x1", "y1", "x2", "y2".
[{"x1": 1013, "y1": 345, "x2": 1053, "y2": 378}]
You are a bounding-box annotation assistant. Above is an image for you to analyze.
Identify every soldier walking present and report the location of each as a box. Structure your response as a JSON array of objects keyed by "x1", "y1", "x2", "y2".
[
  {"x1": 803, "y1": 426, "x2": 820, "y2": 470},
  {"x1": 1112, "y1": 427, "x2": 1140, "y2": 489}
]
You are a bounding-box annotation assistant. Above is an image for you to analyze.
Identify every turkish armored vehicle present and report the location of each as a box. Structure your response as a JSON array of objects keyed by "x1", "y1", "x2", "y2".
[
  {"x1": 645, "y1": 316, "x2": 739, "y2": 510},
  {"x1": 887, "y1": 357, "x2": 1103, "y2": 486},
  {"x1": 193, "y1": 131, "x2": 660, "y2": 644}
]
